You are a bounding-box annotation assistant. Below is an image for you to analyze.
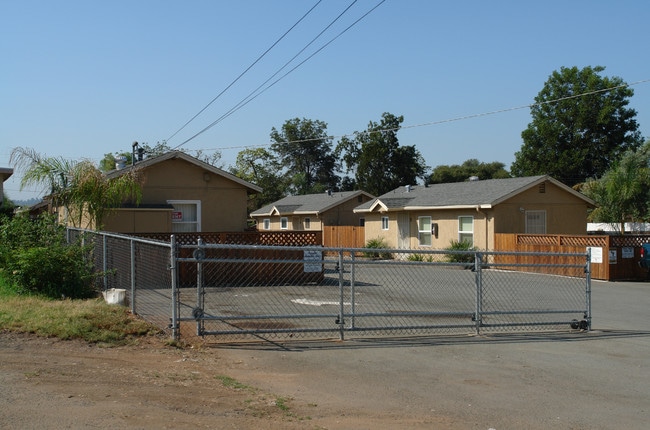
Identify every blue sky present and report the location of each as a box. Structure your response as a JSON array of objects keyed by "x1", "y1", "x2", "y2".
[{"x1": 2, "y1": 0, "x2": 649, "y2": 201}]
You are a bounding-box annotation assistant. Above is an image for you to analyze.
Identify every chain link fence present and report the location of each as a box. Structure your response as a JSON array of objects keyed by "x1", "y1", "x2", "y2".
[{"x1": 67, "y1": 229, "x2": 591, "y2": 343}]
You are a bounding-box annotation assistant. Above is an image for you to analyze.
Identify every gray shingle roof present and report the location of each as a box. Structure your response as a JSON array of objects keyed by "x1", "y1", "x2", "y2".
[
  {"x1": 355, "y1": 175, "x2": 595, "y2": 212},
  {"x1": 251, "y1": 190, "x2": 374, "y2": 216}
]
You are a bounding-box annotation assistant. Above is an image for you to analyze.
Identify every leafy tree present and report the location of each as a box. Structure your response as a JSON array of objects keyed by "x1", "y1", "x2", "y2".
[
  {"x1": 511, "y1": 66, "x2": 644, "y2": 186},
  {"x1": 10, "y1": 147, "x2": 141, "y2": 229},
  {"x1": 230, "y1": 148, "x2": 286, "y2": 210},
  {"x1": 429, "y1": 159, "x2": 510, "y2": 184},
  {"x1": 0, "y1": 194, "x2": 15, "y2": 219},
  {"x1": 270, "y1": 118, "x2": 339, "y2": 195},
  {"x1": 99, "y1": 141, "x2": 222, "y2": 172},
  {"x1": 337, "y1": 112, "x2": 427, "y2": 196},
  {"x1": 581, "y1": 141, "x2": 650, "y2": 233}
]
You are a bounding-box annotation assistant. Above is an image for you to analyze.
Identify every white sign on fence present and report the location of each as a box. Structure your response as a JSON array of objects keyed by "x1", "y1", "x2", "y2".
[
  {"x1": 588, "y1": 247, "x2": 603, "y2": 263},
  {"x1": 303, "y1": 250, "x2": 322, "y2": 273}
]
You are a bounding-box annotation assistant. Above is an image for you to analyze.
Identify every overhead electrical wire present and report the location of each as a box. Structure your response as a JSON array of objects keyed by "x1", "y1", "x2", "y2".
[
  {"x1": 172, "y1": 0, "x2": 386, "y2": 150},
  {"x1": 189, "y1": 78, "x2": 650, "y2": 153},
  {"x1": 165, "y1": 0, "x2": 323, "y2": 143}
]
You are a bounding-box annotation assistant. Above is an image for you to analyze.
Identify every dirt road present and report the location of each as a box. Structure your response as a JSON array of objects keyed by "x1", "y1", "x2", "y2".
[{"x1": 1, "y1": 280, "x2": 649, "y2": 429}]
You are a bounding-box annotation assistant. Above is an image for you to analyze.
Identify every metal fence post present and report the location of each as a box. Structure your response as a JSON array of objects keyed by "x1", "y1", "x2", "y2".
[
  {"x1": 102, "y1": 233, "x2": 108, "y2": 290},
  {"x1": 130, "y1": 238, "x2": 136, "y2": 314},
  {"x1": 585, "y1": 249, "x2": 592, "y2": 330},
  {"x1": 338, "y1": 249, "x2": 345, "y2": 340},
  {"x1": 474, "y1": 251, "x2": 483, "y2": 335},
  {"x1": 350, "y1": 251, "x2": 356, "y2": 330},
  {"x1": 196, "y1": 237, "x2": 204, "y2": 337},
  {"x1": 170, "y1": 235, "x2": 179, "y2": 341}
]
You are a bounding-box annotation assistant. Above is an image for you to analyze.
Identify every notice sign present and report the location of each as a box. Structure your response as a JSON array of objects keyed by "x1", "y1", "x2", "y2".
[
  {"x1": 172, "y1": 211, "x2": 183, "y2": 221},
  {"x1": 587, "y1": 247, "x2": 603, "y2": 263},
  {"x1": 622, "y1": 247, "x2": 634, "y2": 259},
  {"x1": 303, "y1": 250, "x2": 322, "y2": 273}
]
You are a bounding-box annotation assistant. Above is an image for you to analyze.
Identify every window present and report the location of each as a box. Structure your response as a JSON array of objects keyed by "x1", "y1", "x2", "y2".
[
  {"x1": 168, "y1": 200, "x2": 201, "y2": 232},
  {"x1": 263, "y1": 219, "x2": 270, "y2": 230},
  {"x1": 458, "y1": 216, "x2": 474, "y2": 246},
  {"x1": 526, "y1": 210, "x2": 546, "y2": 234},
  {"x1": 381, "y1": 216, "x2": 389, "y2": 230},
  {"x1": 280, "y1": 217, "x2": 288, "y2": 230},
  {"x1": 359, "y1": 218, "x2": 365, "y2": 227},
  {"x1": 304, "y1": 217, "x2": 311, "y2": 230},
  {"x1": 418, "y1": 216, "x2": 432, "y2": 246}
]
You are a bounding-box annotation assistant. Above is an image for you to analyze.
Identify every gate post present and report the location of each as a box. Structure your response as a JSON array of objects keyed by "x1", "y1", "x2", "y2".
[
  {"x1": 585, "y1": 248, "x2": 592, "y2": 330},
  {"x1": 474, "y1": 251, "x2": 483, "y2": 335},
  {"x1": 337, "y1": 250, "x2": 345, "y2": 340},
  {"x1": 130, "y1": 238, "x2": 136, "y2": 314},
  {"x1": 196, "y1": 237, "x2": 204, "y2": 336},
  {"x1": 170, "y1": 235, "x2": 179, "y2": 341}
]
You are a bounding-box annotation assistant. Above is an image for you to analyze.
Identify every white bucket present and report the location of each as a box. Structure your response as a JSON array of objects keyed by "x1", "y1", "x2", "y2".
[{"x1": 103, "y1": 288, "x2": 127, "y2": 306}]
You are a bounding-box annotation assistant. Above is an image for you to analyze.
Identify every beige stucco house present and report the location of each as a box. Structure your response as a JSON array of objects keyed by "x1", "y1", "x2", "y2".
[
  {"x1": 0, "y1": 167, "x2": 13, "y2": 204},
  {"x1": 251, "y1": 190, "x2": 374, "y2": 231},
  {"x1": 83, "y1": 151, "x2": 261, "y2": 233},
  {"x1": 354, "y1": 175, "x2": 596, "y2": 250}
]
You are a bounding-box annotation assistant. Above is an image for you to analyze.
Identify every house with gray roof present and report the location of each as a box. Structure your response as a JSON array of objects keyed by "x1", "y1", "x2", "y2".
[
  {"x1": 251, "y1": 190, "x2": 374, "y2": 231},
  {"x1": 353, "y1": 175, "x2": 596, "y2": 250}
]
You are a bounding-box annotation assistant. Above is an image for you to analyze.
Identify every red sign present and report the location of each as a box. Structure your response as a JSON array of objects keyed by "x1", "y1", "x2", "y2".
[{"x1": 172, "y1": 211, "x2": 183, "y2": 221}]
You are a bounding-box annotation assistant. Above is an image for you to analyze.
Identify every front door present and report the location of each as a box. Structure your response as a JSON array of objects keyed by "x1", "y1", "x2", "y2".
[{"x1": 397, "y1": 213, "x2": 410, "y2": 249}]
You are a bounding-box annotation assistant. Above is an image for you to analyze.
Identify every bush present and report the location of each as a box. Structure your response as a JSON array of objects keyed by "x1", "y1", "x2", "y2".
[
  {"x1": 0, "y1": 213, "x2": 96, "y2": 299},
  {"x1": 445, "y1": 240, "x2": 477, "y2": 265},
  {"x1": 364, "y1": 237, "x2": 393, "y2": 259}
]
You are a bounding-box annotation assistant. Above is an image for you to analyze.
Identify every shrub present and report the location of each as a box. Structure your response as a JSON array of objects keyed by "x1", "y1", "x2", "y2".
[
  {"x1": 445, "y1": 240, "x2": 477, "y2": 265},
  {"x1": 0, "y1": 213, "x2": 96, "y2": 299},
  {"x1": 364, "y1": 237, "x2": 393, "y2": 259}
]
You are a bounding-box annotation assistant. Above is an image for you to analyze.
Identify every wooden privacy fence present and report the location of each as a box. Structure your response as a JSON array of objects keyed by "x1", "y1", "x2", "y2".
[
  {"x1": 494, "y1": 233, "x2": 650, "y2": 281},
  {"x1": 137, "y1": 231, "x2": 324, "y2": 287},
  {"x1": 323, "y1": 226, "x2": 365, "y2": 249}
]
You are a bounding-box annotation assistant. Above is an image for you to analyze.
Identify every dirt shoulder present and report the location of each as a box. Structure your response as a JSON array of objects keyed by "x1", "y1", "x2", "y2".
[{"x1": 0, "y1": 331, "x2": 450, "y2": 430}]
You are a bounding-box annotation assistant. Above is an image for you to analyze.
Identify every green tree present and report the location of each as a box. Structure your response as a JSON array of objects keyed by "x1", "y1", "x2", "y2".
[
  {"x1": 0, "y1": 194, "x2": 16, "y2": 219},
  {"x1": 10, "y1": 147, "x2": 141, "y2": 230},
  {"x1": 581, "y1": 141, "x2": 650, "y2": 233},
  {"x1": 99, "y1": 141, "x2": 222, "y2": 172},
  {"x1": 270, "y1": 118, "x2": 339, "y2": 195},
  {"x1": 337, "y1": 112, "x2": 427, "y2": 196},
  {"x1": 230, "y1": 148, "x2": 286, "y2": 210},
  {"x1": 511, "y1": 66, "x2": 644, "y2": 186},
  {"x1": 429, "y1": 159, "x2": 510, "y2": 184}
]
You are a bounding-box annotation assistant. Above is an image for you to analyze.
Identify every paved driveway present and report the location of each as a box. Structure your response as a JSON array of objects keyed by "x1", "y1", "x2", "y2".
[{"x1": 213, "y1": 279, "x2": 650, "y2": 429}]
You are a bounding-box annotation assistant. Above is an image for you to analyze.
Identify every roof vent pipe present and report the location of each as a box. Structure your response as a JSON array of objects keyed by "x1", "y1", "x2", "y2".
[
  {"x1": 405, "y1": 185, "x2": 412, "y2": 192},
  {"x1": 132, "y1": 141, "x2": 138, "y2": 165}
]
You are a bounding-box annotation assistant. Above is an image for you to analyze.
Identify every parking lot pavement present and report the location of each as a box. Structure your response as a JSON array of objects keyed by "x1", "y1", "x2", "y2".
[{"x1": 216, "y1": 280, "x2": 650, "y2": 429}]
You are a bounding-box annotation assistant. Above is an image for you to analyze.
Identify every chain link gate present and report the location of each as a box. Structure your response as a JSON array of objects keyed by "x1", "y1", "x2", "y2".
[{"x1": 173, "y1": 243, "x2": 591, "y2": 342}]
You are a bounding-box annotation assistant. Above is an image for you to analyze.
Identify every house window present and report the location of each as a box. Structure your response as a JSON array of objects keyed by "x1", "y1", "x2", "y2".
[
  {"x1": 526, "y1": 210, "x2": 546, "y2": 234},
  {"x1": 458, "y1": 216, "x2": 474, "y2": 246},
  {"x1": 418, "y1": 216, "x2": 432, "y2": 246},
  {"x1": 381, "y1": 216, "x2": 389, "y2": 230},
  {"x1": 280, "y1": 217, "x2": 288, "y2": 230},
  {"x1": 168, "y1": 200, "x2": 201, "y2": 232},
  {"x1": 359, "y1": 218, "x2": 365, "y2": 227},
  {"x1": 304, "y1": 217, "x2": 311, "y2": 230},
  {"x1": 263, "y1": 219, "x2": 270, "y2": 230}
]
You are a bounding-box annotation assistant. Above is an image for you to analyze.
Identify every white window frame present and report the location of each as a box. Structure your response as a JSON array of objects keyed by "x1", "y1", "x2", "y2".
[
  {"x1": 525, "y1": 210, "x2": 547, "y2": 234},
  {"x1": 280, "y1": 217, "x2": 288, "y2": 230},
  {"x1": 168, "y1": 200, "x2": 201, "y2": 232},
  {"x1": 381, "y1": 216, "x2": 389, "y2": 230},
  {"x1": 263, "y1": 218, "x2": 270, "y2": 230},
  {"x1": 418, "y1": 216, "x2": 432, "y2": 247},
  {"x1": 458, "y1": 216, "x2": 474, "y2": 246}
]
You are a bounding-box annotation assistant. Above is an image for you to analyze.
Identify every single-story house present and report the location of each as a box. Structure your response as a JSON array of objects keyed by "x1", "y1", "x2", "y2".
[
  {"x1": 64, "y1": 151, "x2": 261, "y2": 233},
  {"x1": 353, "y1": 175, "x2": 597, "y2": 250},
  {"x1": 0, "y1": 167, "x2": 13, "y2": 204},
  {"x1": 251, "y1": 190, "x2": 375, "y2": 231}
]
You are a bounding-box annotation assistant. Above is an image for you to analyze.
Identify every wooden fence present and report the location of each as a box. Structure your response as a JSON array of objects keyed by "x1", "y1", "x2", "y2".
[
  {"x1": 494, "y1": 233, "x2": 650, "y2": 281},
  {"x1": 322, "y1": 226, "x2": 365, "y2": 249}
]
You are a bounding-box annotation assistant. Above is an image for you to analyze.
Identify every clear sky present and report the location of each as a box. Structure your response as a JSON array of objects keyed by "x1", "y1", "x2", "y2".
[{"x1": 2, "y1": 0, "x2": 649, "y2": 201}]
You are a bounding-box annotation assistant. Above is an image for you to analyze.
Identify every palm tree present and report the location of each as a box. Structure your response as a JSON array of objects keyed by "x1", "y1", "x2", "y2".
[{"x1": 10, "y1": 147, "x2": 141, "y2": 229}]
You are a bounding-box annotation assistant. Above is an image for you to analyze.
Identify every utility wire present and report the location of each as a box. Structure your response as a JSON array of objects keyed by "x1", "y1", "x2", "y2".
[
  {"x1": 190, "y1": 78, "x2": 650, "y2": 152},
  {"x1": 173, "y1": 0, "x2": 385, "y2": 150},
  {"x1": 165, "y1": 0, "x2": 323, "y2": 143}
]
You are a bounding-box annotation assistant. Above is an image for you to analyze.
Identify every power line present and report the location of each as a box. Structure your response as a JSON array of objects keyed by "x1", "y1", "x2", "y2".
[
  {"x1": 165, "y1": 0, "x2": 323, "y2": 143},
  {"x1": 172, "y1": 0, "x2": 386, "y2": 150},
  {"x1": 191, "y1": 78, "x2": 650, "y2": 153}
]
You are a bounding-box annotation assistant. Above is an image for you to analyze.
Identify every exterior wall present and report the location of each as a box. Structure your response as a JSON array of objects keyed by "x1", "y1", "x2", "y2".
[
  {"x1": 492, "y1": 182, "x2": 589, "y2": 235},
  {"x1": 259, "y1": 215, "x2": 323, "y2": 231},
  {"x1": 364, "y1": 210, "x2": 493, "y2": 250},
  {"x1": 321, "y1": 194, "x2": 371, "y2": 226},
  {"x1": 103, "y1": 209, "x2": 172, "y2": 233},
  {"x1": 128, "y1": 158, "x2": 250, "y2": 232}
]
